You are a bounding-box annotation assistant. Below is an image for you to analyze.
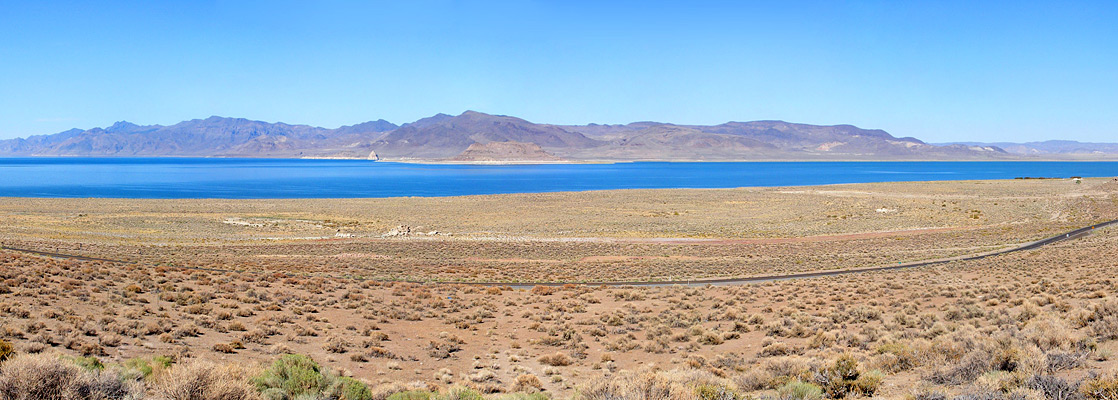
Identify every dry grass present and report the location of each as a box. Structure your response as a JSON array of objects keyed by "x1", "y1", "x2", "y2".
[{"x1": 153, "y1": 360, "x2": 259, "y2": 400}]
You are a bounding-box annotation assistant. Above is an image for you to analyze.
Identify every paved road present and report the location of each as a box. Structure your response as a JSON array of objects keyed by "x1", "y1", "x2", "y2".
[{"x1": 3, "y1": 219, "x2": 1116, "y2": 288}]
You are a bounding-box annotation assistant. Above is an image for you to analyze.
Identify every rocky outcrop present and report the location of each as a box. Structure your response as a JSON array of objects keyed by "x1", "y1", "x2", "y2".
[{"x1": 381, "y1": 225, "x2": 411, "y2": 237}]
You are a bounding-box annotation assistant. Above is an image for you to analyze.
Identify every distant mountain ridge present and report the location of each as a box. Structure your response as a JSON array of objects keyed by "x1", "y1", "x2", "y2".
[
  {"x1": 939, "y1": 140, "x2": 1118, "y2": 156},
  {"x1": 0, "y1": 111, "x2": 1043, "y2": 161}
]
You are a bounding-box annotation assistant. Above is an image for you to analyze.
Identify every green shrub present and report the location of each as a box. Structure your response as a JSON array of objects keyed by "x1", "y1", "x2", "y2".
[
  {"x1": 492, "y1": 393, "x2": 550, "y2": 400},
  {"x1": 70, "y1": 355, "x2": 105, "y2": 371},
  {"x1": 695, "y1": 383, "x2": 741, "y2": 400},
  {"x1": 831, "y1": 355, "x2": 859, "y2": 381},
  {"x1": 153, "y1": 355, "x2": 175, "y2": 368},
  {"x1": 124, "y1": 358, "x2": 154, "y2": 379},
  {"x1": 853, "y1": 370, "x2": 884, "y2": 396},
  {"x1": 441, "y1": 386, "x2": 485, "y2": 400},
  {"x1": 122, "y1": 355, "x2": 175, "y2": 381},
  {"x1": 777, "y1": 380, "x2": 823, "y2": 400},
  {"x1": 254, "y1": 354, "x2": 328, "y2": 397},
  {"x1": 338, "y1": 376, "x2": 374, "y2": 400},
  {"x1": 875, "y1": 342, "x2": 918, "y2": 372},
  {"x1": 253, "y1": 355, "x2": 373, "y2": 400},
  {"x1": 387, "y1": 390, "x2": 434, "y2": 400},
  {"x1": 815, "y1": 355, "x2": 881, "y2": 398}
]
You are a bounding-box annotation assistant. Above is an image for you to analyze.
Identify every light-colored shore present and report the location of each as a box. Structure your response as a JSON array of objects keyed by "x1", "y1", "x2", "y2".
[
  {"x1": 336, "y1": 156, "x2": 1118, "y2": 164},
  {"x1": 1, "y1": 177, "x2": 1114, "y2": 283}
]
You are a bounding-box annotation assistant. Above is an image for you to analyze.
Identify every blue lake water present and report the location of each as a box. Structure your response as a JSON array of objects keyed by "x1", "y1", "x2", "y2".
[{"x1": 0, "y1": 158, "x2": 1116, "y2": 199}]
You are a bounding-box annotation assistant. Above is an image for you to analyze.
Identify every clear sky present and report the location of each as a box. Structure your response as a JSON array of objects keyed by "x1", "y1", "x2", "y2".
[{"x1": 1, "y1": 1, "x2": 1115, "y2": 142}]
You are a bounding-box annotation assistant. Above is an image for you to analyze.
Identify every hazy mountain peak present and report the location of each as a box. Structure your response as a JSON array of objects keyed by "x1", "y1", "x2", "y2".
[
  {"x1": 402, "y1": 113, "x2": 455, "y2": 128},
  {"x1": 106, "y1": 121, "x2": 140, "y2": 132},
  {"x1": 456, "y1": 110, "x2": 521, "y2": 122},
  {"x1": 335, "y1": 119, "x2": 398, "y2": 135}
]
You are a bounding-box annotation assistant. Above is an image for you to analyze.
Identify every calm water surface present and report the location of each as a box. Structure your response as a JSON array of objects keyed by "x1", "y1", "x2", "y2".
[{"x1": 0, "y1": 158, "x2": 1115, "y2": 198}]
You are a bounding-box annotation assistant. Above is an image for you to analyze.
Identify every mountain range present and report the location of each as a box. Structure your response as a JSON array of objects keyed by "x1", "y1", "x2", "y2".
[{"x1": 2, "y1": 111, "x2": 1112, "y2": 161}]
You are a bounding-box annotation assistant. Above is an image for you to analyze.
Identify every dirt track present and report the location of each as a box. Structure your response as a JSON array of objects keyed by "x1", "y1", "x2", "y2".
[{"x1": 3, "y1": 218, "x2": 1115, "y2": 288}]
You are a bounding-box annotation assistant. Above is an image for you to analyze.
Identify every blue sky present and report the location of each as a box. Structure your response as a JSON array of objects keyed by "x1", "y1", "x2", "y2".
[{"x1": 1, "y1": 1, "x2": 1115, "y2": 142}]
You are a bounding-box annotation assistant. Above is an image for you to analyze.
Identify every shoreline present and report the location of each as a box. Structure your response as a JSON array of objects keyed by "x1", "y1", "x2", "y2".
[
  {"x1": 0, "y1": 176, "x2": 1111, "y2": 201},
  {"x1": 4, "y1": 154, "x2": 1118, "y2": 164},
  {"x1": 1, "y1": 176, "x2": 1114, "y2": 282}
]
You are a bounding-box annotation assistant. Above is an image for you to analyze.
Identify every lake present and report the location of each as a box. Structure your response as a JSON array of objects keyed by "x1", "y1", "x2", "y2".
[{"x1": 0, "y1": 158, "x2": 1115, "y2": 199}]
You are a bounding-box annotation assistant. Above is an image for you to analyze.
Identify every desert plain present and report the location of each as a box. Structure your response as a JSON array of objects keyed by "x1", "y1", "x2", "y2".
[{"x1": 2, "y1": 177, "x2": 1118, "y2": 399}]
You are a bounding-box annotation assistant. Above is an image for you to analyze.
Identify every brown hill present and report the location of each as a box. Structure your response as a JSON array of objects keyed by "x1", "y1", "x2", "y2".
[
  {"x1": 369, "y1": 111, "x2": 603, "y2": 159},
  {"x1": 450, "y1": 141, "x2": 563, "y2": 162}
]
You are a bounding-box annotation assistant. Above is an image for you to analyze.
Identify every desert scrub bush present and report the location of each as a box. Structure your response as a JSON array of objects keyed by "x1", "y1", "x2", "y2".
[
  {"x1": 1024, "y1": 375, "x2": 1081, "y2": 400},
  {"x1": 777, "y1": 380, "x2": 823, "y2": 400},
  {"x1": 1023, "y1": 316, "x2": 1087, "y2": 351},
  {"x1": 698, "y1": 331, "x2": 725, "y2": 346},
  {"x1": 68, "y1": 355, "x2": 106, "y2": 372},
  {"x1": 538, "y1": 352, "x2": 573, "y2": 367},
  {"x1": 733, "y1": 368, "x2": 774, "y2": 391},
  {"x1": 388, "y1": 390, "x2": 434, "y2": 400},
  {"x1": 441, "y1": 386, "x2": 486, "y2": 400},
  {"x1": 1082, "y1": 371, "x2": 1118, "y2": 400},
  {"x1": 491, "y1": 393, "x2": 550, "y2": 400},
  {"x1": 325, "y1": 336, "x2": 351, "y2": 354},
  {"x1": 694, "y1": 383, "x2": 743, "y2": 400},
  {"x1": 759, "y1": 341, "x2": 799, "y2": 357},
  {"x1": 514, "y1": 374, "x2": 544, "y2": 393},
  {"x1": 336, "y1": 376, "x2": 374, "y2": 400},
  {"x1": 874, "y1": 342, "x2": 921, "y2": 372},
  {"x1": 254, "y1": 354, "x2": 329, "y2": 398},
  {"x1": 0, "y1": 339, "x2": 13, "y2": 364},
  {"x1": 577, "y1": 369, "x2": 735, "y2": 400},
  {"x1": 122, "y1": 356, "x2": 173, "y2": 380},
  {"x1": 214, "y1": 343, "x2": 238, "y2": 354},
  {"x1": 253, "y1": 353, "x2": 371, "y2": 400},
  {"x1": 991, "y1": 339, "x2": 1045, "y2": 376},
  {"x1": 1045, "y1": 351, "x2": 1089, "y2": 372},
  {"x1": 154, "y1": 360, "x2": 259, "y2": 400},
  {"x1": 928, "y1": 350, "x2": 992, "y2": 385},
  {"x1": 427, "y1": 340, "x2": 462, "y2": 360},
  {"x1": 0, "y1": 353, "x2": 139, "y2": 400},
  {"x1": 813, "y1": 355, "x2": 882, "y2": 398}
]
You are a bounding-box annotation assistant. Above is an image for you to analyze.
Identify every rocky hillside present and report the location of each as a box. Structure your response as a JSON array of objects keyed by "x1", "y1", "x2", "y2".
[
  {"x1": 560, "y1": 120, "x2": 1008, "y2": 160},
  {"x1": 370, "y1": 111, "x2": 601, "y2": 159},
  {"x1": 0, "y1": 111, "x2": 1016, "y2": 161}
]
